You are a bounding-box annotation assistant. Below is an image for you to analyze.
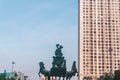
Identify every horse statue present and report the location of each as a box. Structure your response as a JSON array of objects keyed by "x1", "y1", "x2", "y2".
[
  {"x1": 50, "y1": 44, "x2": 66, "y2": 79},
  {"x1": 66, "y1": 61, "x2": 77, "y2": 80},
  {"x1": 38, "y1": 44, "x2": 78, "y2": 80},
  {"x1": 38, "y1": 62, "x2": 50, "y2": 80},
  {"x1": 38, "y1": 61, "x2": 77, "y2": 80}
]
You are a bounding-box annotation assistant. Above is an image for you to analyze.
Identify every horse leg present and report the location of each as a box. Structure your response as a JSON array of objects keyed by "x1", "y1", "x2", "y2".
[
  {"x1": 52, "y1": 76, "x2": 54, "y2": 80},
  {"x1": 66, "y1": 77, "x2": 68, "y2": 80},
  {"x1": 55, "y1": 77, "x2": 57, "y2": 80},
  {"x1": 58, "y1": 77, "x2": 61, "y2": 80},
  {"x1": 45, "y1": 77, "x2": 46, "y2": 80},
  {"x1": 48, "y1": 76, "x2": 50, "y2": 80},
  {"x1": 63, "y1": 77, "x2": 65, "y2": 80}
]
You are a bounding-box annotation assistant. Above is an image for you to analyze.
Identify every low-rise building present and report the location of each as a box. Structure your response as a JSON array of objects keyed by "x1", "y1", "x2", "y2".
[{"x1": 0, "y1": 71, "x2": 28, "y2": 80}]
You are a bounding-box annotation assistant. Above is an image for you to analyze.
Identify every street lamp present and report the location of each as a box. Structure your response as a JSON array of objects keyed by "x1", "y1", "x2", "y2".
[
  {"x1": 109, "y1": 47, "x2": 113, "y2": 76},
  {"x1": 84, "y1": 63, "x2": 88, "y2": 80},
  {"x1": 12, "y1": 61, "x2": 15, "y2": 73}
]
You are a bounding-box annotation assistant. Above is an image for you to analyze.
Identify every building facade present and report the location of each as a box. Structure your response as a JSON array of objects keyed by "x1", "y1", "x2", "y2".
[
  {"x1": 79, "y1": 0, "x2": 120, "y2": 80},
  {"x1": 0, "y1": 71, "x2": 28, "y2": 80},
  {"x1": 0, "y1": 73, "x2": 15, "y2": 80}
]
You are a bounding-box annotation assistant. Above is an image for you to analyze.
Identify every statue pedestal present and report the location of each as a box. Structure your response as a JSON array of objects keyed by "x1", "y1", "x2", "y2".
[{"x1": 50, "y1": 67, "x2": 66, "y2": 77}]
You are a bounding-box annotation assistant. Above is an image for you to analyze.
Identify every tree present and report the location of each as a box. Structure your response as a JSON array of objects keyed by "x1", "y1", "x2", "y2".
[
  {"x1": 98, "y1": 73, "x2": 114, "y2": 80},
  {"x1": 102, "y1": 73, "x2": 113, "y2": 80},
  {"x1": 103, "y1": 76, "x2": 113, "y2": 80},
  {"x1": 10, "y1": 77, "x2": 16, "y2": 80},
  {"x1": 83, "y1": 76, "x2": 92, "y2": 80},
  {"x1": 0, "y1": 73, "x2": 6, "y2": 80},
  {"x1": 114, "y1": 70, "x2": 120, "y2": 80}
]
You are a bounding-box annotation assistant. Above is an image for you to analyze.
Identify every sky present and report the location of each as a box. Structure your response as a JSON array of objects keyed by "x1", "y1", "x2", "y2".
[{"x1": 0, "y1": 0, "x2": 78, "y2": 80}]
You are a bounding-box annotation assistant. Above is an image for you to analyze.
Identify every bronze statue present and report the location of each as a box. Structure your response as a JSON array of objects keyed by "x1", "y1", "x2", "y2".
[
  {"x1": 38, "y1": 44, "x2": 77, "y2": 80},
  {"x1": 38, "y1": 62, "x2": 50, "y2": 80},
  {"x1": 55, "y1": 44, "x2": 63, "y2": 57},
  {"x1": 52, "y1": 44, "x2": 64, "y2": 68},
  {"x1": 66, "y1": 61, "x2": 77, "y2": 80}
]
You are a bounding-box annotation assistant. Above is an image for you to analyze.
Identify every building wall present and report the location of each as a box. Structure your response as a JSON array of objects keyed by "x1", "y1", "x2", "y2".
[
  {"x1": 16, "y1": 72, "x2": 24, "y2": 80},
  {"x1": 79, "y1": 0, "x2": 120, "y2": 80}
]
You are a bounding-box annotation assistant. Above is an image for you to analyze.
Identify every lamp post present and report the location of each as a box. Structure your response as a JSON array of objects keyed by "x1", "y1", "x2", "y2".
[
  {"x1": 109, "y1": 47, "x2": 113, "y2": 76},
  {"x1": 12, "y1": 61, "x2": 15, "y2": 73},
  {"x1": 85, "y1": 63, "x2": 88, "y2": 80}
]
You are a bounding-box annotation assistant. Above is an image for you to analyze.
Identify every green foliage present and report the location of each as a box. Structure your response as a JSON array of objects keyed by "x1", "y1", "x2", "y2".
[
  {"x1": 83, "y1": 76, "x2": 92, "y2": 80},
  {"x1": 0, "y1": 74, "x2": 6, "y2": 80},
  {"x1": 98, "y1": 73, "x2": 113, "y2": 80},
  {"x1": 9, "y1": 77, "x2": 16, "y2": 80},
  {"x1": 103, "y1": 75, "x2": 113, "y2": 80},
  {"x1": 114, "y1": 70, "x2": 120, "y2": 80},
  {"x1": 84, "y1": 70, "x2": 120, "y2": 80},
  {"x1": 0, "y1": 73, "x2": 16, "y2": 80}
]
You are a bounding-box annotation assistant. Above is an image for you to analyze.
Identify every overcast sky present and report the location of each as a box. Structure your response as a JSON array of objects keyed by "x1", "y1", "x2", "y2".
[{"x1": 0, "y1": 0, "x2": 78, "y2": 80}]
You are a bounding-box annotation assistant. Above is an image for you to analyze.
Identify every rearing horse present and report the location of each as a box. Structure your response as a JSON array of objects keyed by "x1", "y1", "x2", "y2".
[
  {"x1": 58, "y1": 61, "x2": 77, "y2": 80},
  {"x1": 66, "y1": 61, "x2": 77, "y2": 80},
  {"x1": 38, "y1": 62, "x2": 50, "y2": 80}
]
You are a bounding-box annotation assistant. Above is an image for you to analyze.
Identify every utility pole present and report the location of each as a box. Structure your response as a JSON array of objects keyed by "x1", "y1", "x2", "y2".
[
  {"x1": 12, "y1": 61, "x2": 15, "y2": 73},
  {"x1": 109, "y1": 47, "x2": 113, "y2": 75}
]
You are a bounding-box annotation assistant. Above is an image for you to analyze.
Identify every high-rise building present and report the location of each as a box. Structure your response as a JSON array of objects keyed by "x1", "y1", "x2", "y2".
[{"x1": 79, "y1": 0, "x2": 120, "y2": 80}]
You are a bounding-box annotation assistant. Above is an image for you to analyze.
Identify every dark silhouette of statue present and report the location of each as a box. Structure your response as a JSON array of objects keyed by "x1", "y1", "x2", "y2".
[
  {"x1": 52, "y1": 44, "x2": 64, "y2": 68},
  {"x1": 38, "y1": 44, "x2": 78, "y2": 80},
  {"x1": 38, "y1": 62, "x2": 50, "y2": 80},
  {"x1": 55, "y1": 44, "x2": 63, "y2": 57}
]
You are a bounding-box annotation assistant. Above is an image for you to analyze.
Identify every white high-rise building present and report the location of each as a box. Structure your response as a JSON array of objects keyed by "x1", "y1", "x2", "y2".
[{"x1": 79, "y1": 0, "x2": 120, "y2": 80}]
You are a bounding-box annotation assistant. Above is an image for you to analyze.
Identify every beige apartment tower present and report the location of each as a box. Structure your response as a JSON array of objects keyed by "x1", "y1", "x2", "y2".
[{"x1": 79, "y1": 0, "x2": 120, "y2": 80}]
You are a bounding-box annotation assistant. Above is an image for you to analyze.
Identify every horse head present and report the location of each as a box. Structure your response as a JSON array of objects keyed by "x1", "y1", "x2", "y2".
[
  {"x1": 38, "y1": 62, "x2": 45, "y2": 77},
  {"x1": 39, "y1": 62, "x2": 45, "y2": 69},
  {"x1": 38, "y1": 61, "x2": 50, "y2": 78}
]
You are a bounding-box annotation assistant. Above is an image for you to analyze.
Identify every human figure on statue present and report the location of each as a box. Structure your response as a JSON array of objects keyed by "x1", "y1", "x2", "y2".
[
  {"x1": 52, "y1": 44, "x2": 64, "y2": 68},
  {"x1": 55, "y1": 44, "x2": 63, "y2": 57}
]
